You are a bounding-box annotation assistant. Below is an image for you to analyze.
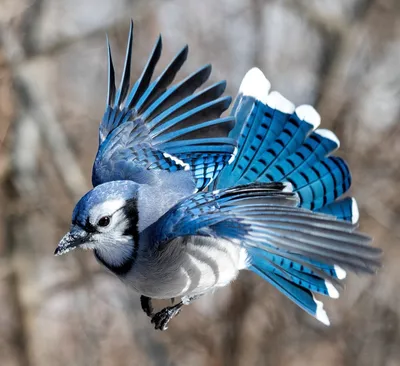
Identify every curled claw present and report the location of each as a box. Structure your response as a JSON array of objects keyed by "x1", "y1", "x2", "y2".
[{"x1": 151, "y1": 305, "x2": 183, "y2": 331}]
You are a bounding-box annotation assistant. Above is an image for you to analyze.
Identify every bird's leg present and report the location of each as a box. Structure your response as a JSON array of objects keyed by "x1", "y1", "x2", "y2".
[
  {"x1": 151, "y1": 302, "x2": 183, "y2": 331},
  {"x1": 140, "y1": 295, "x2": 154, "y2": 317},
  {"x1": 151, "y1": 295, "x2": 202, "y2": 331},
  {"x1": 181, "y1": 294, "x2": 201, "y2": 305}
]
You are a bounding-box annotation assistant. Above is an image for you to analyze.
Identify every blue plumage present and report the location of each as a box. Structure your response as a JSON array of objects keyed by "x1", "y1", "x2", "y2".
[
  {"x1": 55, "y1": 26, "x2": 380, "y2": 331},
  {"x1": 316, "y1": 197, "x2": 358, "y2": 223},
  {"x1": 251, "y1": 264, "x2": 326, "y2": 321},
  {"x1": 94, "y1": 21, "x2": 236, "y2": 190},
  {"x1": 211, "y1": 67, "x2": 369, "y2": 323}
]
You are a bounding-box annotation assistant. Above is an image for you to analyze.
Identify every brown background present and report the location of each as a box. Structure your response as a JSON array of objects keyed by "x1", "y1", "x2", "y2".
[{"x1": 0, "y1": 0, "x2": 399, "y2": 365}]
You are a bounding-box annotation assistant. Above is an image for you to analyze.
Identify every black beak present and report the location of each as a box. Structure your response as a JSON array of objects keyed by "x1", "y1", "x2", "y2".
[{"x1": 54, "y1": 228, "x2": 89, "y2": 256}]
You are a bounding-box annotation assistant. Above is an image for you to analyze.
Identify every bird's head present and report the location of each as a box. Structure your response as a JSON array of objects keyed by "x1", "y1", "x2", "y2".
[{"x1": 55, "y1": 181, "x2": 140, "y2": 264}]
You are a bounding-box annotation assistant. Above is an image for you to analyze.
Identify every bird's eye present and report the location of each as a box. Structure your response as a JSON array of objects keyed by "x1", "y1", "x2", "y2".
[{"x1": 97, "y1": 216, "x2": 111, "y2": 227}]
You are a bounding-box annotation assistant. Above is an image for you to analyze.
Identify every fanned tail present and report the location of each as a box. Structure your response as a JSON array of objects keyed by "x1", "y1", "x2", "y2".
[
  {"x1": 216, "y1": 67, "x2": 350, "y2": 213},
  {"x1": 213, "y1": 68, "x2": 377, "y2": 325}
]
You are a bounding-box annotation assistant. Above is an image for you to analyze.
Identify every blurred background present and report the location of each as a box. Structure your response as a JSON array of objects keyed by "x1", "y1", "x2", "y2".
[{"x1": 0, "y1": 0, "x2": 399, "y2": 365}]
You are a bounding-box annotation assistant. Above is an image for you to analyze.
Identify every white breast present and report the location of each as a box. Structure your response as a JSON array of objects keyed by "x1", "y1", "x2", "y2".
[
  {"x1": 126, "y1": 236, "x2": 249, "y2": 299},
  {"x1": 184, "y1": 237, "x2": 249, "y2": 294}
]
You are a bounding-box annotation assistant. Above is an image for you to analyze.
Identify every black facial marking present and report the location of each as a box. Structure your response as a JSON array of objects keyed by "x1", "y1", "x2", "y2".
[
  {"x1": 94, "y1": 198, "x2": 140, "y2": 276},
  {"x1": 84, "y1": 217, "x2": 98, "y2": 233},
  {"x1": 72, "y1": 217, "x2": 97, "y2": 234},
  {"x1": 122, "y1": 198, "x2": 140, "y2": 245}
]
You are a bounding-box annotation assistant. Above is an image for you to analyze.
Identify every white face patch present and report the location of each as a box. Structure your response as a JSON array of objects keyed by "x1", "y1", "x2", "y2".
[
  {"x1": 89, "y1": 199, "x2": 126, "y2": 227},
  {"x1": 87, "y1": 204, "x2": 133, "y2": 267}
]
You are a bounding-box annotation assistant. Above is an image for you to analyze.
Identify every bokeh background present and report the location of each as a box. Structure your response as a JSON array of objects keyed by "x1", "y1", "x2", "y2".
[{"x1": 0, "y1": 0, "x2": 399, "y2": 365}]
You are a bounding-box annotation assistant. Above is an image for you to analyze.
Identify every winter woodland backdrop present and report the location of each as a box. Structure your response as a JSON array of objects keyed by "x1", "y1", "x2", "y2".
[{"x1": 0, "y1": 0, "x2": 399, "y2": 365}]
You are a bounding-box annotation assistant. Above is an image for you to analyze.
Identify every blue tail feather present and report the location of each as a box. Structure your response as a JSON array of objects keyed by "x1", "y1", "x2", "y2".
[
  {"x1": 216, "y1": 98, "x2": 293, "y2": 189},
  {"x1": 289, "y1": 157, "x2": 351, "y2": 210},
  {"x1": 212, "y1": 68, "x2": 358, "y2": 324},
  {"x1": 316, "y1": 197, "x2": 358, "y2": 224},
  {"x1": 237, "y1": 111, "x2": 315, "y2": 185},
  {"x1": 250, "y1": 264, "x2": 330, "y2": 324},
  {"x1": 215, "y1": 71, "x2": 350, "y2": 211},
  {"x1": 248, "y1": 247, "x2": 340, "y2": 298},
  {"x1": 257, "y1": 130, "x2": 340, "y2": 184}
]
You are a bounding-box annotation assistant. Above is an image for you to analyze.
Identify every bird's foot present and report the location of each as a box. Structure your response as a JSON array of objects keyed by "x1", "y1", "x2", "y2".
[
  {"x1": 151, "y1": 304, "x2": 182, "y2": 331},
  {"x1": 140, "y1": 296, "x2": 154, "y2": 317}
]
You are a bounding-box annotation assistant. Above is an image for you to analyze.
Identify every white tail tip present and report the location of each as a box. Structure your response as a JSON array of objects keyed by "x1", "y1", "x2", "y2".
[
  {"x1": 314, "y1": 296, "x2": 330, "y2": 326},
  {"x1": 351, "y1": 198, "x2": 359, "y2": 224},
  {"x1": 315, "y1": 129, "x2": 340, "y2": 148},
  {"x1": 282, "y1": 182, "x2": 294, "y2": 192},
  {"x1": 334, "y1": 265, "x2": 347, "y2": 280},
  {"x1": 325, "y1": 281, "x2": 340, "y2": 299},
  {"x1": 266, "y1": 91, "x2": 295, "y2": 114},
  {"x1": 239, "y1": 67, "x2": 271, "y2": 104},
  {"x1": 295, "y1": 105, "x2": 321, "y2": 129}
]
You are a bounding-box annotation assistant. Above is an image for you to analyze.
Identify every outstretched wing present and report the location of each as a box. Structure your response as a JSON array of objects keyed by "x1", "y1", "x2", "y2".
[
  {"x1": 147, "y1": 183, "x2": 380, "y2": 273},
  {"x1": 92, "y1": 21, "x2": 237, "y2": 191},
  {"x1": 143, "y1": 183, "x2": 381, "y2": 324}
]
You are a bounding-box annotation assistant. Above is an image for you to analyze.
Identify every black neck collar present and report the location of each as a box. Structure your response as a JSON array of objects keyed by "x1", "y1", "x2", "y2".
[{"x1": 94, "y1": 247, "x2": 137, "y2": 276}]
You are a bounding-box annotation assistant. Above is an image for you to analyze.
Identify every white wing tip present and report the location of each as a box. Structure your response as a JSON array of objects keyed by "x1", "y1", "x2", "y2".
[
  {"x1": 282, "y1": 182, "x2": 294, "y2": 192},
  {"x1": 239, "y1": 67, "x2": 271, "y2": 103},
  {"x1": 163, "y1": 152, "x2": 190, "y2": 171},
  {"x1": 314, "y1": 296, "x2": 330, "y2": 326},
  {"x1": 351, "y1": 198, "x2": 359, "y2": 224},
  {"x1": 266, "y1": 91, "x2": 295, "y2": 114},
  {"x1": 228, "y1": 147, "x2": 238, "y2": 164},
  {"x1": 325, "y1": 281, "x2": 340, "y2": 299},
  {"x1": 315, "y1": 129, "x2": 340, "y2": 148},
  {"x1": 334, "y1": 265, "x2": 347, "y2": 280},
  {"x1": 295, "y1": 105, "x2": 321, "y2": 129}
]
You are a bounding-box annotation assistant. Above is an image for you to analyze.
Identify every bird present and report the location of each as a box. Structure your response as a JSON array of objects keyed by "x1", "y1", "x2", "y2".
[{"x1": 55, "y1": 21, "x2": 381, "y2": 331}]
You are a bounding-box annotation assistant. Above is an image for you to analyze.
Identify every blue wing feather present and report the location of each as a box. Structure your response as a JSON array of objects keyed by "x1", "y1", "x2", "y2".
[
  {"x1": 146, "y1": 81, "x2": 227, "y2": 130},
  {"x1": 150, "y1": 97, "x2": 232, "y2": 139},
  {"x1": 135, "y1": 45, "x2": 188, "y2": 113},
  {"x1": 140, "y1": 64, "x2": 212, "y2": 122},
  {"x1": 93, "y1": 22, "x2": 236, "y2": 189},
  {"x1": 114, "y1": 21, "x2": 134, "y2": 109},
  {"x1": 145, "y1": 183, "x2": 379, "y2": 323},
  {"x1": 124, "y1": 35, "x2": 162, "y2": 110}
]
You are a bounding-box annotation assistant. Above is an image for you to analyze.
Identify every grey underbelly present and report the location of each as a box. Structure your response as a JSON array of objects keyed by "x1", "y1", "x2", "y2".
[{"x1": 126, "y1": 236, "x2": 249, "y2": 299}]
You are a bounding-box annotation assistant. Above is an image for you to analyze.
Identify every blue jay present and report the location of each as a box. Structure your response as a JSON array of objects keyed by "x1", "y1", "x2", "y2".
[{"x1": 55, "y1": 21, "x2": 381, "y2": 330}]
